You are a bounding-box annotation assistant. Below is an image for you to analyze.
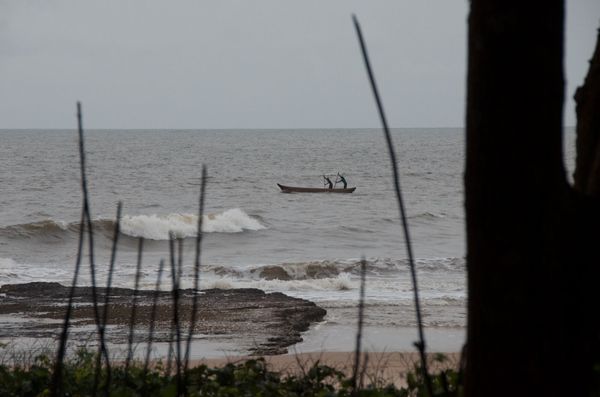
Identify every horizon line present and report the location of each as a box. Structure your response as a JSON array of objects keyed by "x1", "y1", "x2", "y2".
[
  {"x1": 0, "y1": 125, "x2": 579, "y2": 131},
  {"x1": 0, "y1": 126, "x2": 468, "y2": 131}
]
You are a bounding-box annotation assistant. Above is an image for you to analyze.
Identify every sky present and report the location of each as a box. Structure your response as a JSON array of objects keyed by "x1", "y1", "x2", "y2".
[{"x1": 1, "y1": 1, "x2": 599, "y2": 129}]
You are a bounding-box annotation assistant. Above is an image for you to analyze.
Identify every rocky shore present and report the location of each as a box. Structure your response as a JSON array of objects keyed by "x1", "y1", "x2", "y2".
[{"x1": 0, "y1": 282, "x2": 326, "y2": 355}]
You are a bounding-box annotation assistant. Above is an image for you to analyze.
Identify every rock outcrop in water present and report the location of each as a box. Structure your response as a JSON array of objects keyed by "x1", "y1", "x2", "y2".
[{"x1": 0, "y1": 282, "x2": 326, "y2": 355}]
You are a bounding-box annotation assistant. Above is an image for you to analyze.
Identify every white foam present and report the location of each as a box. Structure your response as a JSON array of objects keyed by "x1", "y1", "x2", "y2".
[
  {"x1": 195, "y1": 273, "x2": 356, "y2": 293},
  {"x1": 119, "y1": 208, "x2": 265, "y2": 240},
  {"x1": 0, "y1": 257, "x2": 79, "y2": 287},
  {"x1": 0, "y1": 258, "x2": 19, "y2": 281},
  {"x1": 203, "y1": 208, "x2": 265, "y2": 233},
  {"x1": 120, "y1": 213, "x2": 196, "y2": 239},
  {"x1": 204, "y1": 279, "x2": 235, "y2": 290},
  {"x1": 0, "y1": 257, "x2": 18, "y2": 268}
]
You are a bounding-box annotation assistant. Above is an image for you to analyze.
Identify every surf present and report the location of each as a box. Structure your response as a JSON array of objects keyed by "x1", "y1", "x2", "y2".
[{"x1": 0, "y1": 208, "x2": 266, "y2": 241}]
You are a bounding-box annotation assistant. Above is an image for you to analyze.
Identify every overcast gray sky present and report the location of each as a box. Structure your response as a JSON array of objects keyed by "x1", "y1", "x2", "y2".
[{"x1": 1, "y1": 1, "x2": 599, "y2": 129}]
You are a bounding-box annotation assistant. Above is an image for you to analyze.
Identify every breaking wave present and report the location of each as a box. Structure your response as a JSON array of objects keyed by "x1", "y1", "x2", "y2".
[
  {"x1": 0, "y1": 255, "x2": 465, "y2": 326},
  {"x1": 202, "y1": 257, "x2": 465, "y2": 282},
  {"x1": 0, "y1": 219, "x2": 72, "y2": 239},
  {"x1": 408, "y1": 211, "x2": 446, "y2": 220},
  {"x1": 120, "y1": 208, "x2": 265, "y2": 239},
  {"x1": 200, "y1": 274, "x2": 354, "y2": 292},
  {"x1": 0, "y1": 258, "x2": 21, "y2": 283},
  {"x1": 0, "y1": 208, "x2": 266, "y2": 241}
]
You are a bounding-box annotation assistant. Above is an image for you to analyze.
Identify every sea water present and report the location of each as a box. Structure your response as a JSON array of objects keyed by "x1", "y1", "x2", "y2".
[{"x1": 0, "y1": 128, "x2": 576, "y2": 353}]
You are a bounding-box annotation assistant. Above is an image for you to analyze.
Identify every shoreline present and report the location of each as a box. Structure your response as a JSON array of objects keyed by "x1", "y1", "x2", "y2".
[
  {"x1": 133, "y1": 325, "x2": 464, "y2": 361},
  {"x1": 0, "y1": 282, "x2": 465, "y2": 361},
  {"x1": 295, "y1": 323, "x2": 465, "y2": 354},
  {"x1": 0, "y1": 325, "x2": 465, "y2": 365}
]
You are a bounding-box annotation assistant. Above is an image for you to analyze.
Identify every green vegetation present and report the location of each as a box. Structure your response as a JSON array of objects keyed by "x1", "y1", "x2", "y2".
[{"x1": 0, "y1": 348, "x2": 461, "y2": 396}]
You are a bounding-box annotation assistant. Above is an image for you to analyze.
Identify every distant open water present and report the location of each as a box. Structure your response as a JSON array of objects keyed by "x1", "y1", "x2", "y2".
[{"x1": 0, "y1": 128, "x2": 577, "y2": 330}]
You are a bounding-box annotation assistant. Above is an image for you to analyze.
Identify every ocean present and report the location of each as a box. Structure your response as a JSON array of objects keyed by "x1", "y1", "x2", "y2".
[{"x1": 0, "y1": 127, "x2": 518, "y2": 353}]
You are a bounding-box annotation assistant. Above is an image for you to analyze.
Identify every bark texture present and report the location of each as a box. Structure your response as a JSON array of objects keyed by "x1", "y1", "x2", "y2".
[
  {"x1": 574, "y1": 28, "x2": 600, "y2": 196},
  {"x1": 465, "y1": 1, "x2": 600, "y2": 396}
]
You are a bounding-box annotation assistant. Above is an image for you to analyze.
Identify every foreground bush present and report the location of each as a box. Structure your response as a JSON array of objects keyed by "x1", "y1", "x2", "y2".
[{"x1": 0, "y1": 348, "x2": 461, "y2": 396}]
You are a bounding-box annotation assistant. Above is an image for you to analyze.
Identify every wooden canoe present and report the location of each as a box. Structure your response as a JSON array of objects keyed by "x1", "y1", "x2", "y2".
[{"x1": 277, "y1": 184, "x2": 356, "y2": 193}]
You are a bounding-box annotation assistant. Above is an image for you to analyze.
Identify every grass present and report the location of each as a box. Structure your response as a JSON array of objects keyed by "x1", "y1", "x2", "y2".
[{"x1": 0, "y1": 346, "x2": 461, "y2": 396}]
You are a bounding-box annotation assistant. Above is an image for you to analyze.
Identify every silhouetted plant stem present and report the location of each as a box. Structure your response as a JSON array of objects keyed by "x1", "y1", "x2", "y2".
[
  {"x1": 352, "y1": 15, "x2": 433, "y2": 397},
  {"x1": 144, "y1": 260, "x2": 165, "y2": 374},
  {"x1": 125, "y1": 237, "x2": 144, "y2": 375},
  {"x1": 184, "y1": 165, "x2": 207, "y2": 377},
  {"x1": 359, "y1": 353, "x2": 369, "y2": 390},
  {"x1": 51, "y1": 110, "x2": 90, "y2": 396},
  {"x1": 351, "y1": 258, "x2": 367, "y2": 395},
  {"x1": 178, "y1": 237, "x2": 183, "y2": 283},
  {"x1": 166, "y1": 341, "x2": 174, "y2": 376},
  {"x1": 176, "y1": 237, "x2": 184, "y2": 395},
  {"x1": 75, "y1": 102, "x2": 101, "y2": 333},
  {"x1": 94, "y1": 202, "x2": 121, "y2": 397},
  {"x1": 167, "y1": 233, "x2": 183, "y2": 395},
  {"x1": 68, "y1": 102, "x2": 107, "y2": 397},
  {"x1": 51, "y1": 213, "x2": 85, "y2": 397},
  {"x1": 166, "y1": 235, "x2": 176, "y2": 377}
]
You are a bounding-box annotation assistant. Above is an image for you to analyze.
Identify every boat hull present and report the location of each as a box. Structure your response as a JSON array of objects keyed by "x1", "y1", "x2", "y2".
[{"x1": 277, "y1": 184, "x2": 356, "y2": 193}]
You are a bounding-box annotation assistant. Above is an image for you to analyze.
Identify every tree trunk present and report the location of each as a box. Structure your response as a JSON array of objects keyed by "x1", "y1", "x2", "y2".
[
  {"x1": 465, "y1": 1, "x2": 600, "y2": 395},
  {"x1": 574, "y1": 28, "x2": 600, "y2": 196}
]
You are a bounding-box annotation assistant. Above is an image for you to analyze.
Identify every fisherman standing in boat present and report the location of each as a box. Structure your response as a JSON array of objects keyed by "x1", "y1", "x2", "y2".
[
  {"x1": 337, "y1": 174, "x2": 348, "y2": 189},
  {"x1": 324, "y1": 175, "x2": 333, "y2": 189}
]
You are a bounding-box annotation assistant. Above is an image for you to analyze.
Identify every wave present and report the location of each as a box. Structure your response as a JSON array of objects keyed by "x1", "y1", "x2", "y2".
[
  {"x1": 202, "y1": 257, "x2": 465, "y2": 282},
  {"x1": 0, "y1": 255, "x2": 465, "y2": 327},
  {"x1": 408, "y1": 211, "x2": 446, "y2": 220},
  {"x1": 0, "y1": 208, "x2": 266, "y2": 241},
  {"x1": 0, "y1": 219, "x2": 74, "y2": 239},
  {"x1": 0, "y1": 258, "x2": 21, "y2": 282},
  {"x1": 201, "y1": 274, "x2": 354, "y2": 292},
  {"x1": 120, "y1": 208, "x2": 265, "y2": 239}
]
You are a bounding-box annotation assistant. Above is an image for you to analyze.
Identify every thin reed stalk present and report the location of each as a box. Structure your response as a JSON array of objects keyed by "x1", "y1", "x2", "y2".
[
  {"x1": 68, "y1": 102, "x2": 108, "y2": 397},
  {"x1": 166, "y1": 340, "x2": 174, "y2": 376},
  {"x1": 177, "y1": 237, "x2": 183, "y2": 282},
  {"x1": 51, "y1": 105, "x2": 91, "y2": 395},
  {"x1": 175, "y1": 238, "x2": 184, "y2": 395},
  {"x1": 144, "y1": 260, "x2": 165, "y2": 374},
  {"x1": 94, "y1": 202, "x2": 122, "y2": 397},
  {"x1": 125, "y1": 237, "x2": 144, "y2": 374},
  {"x1": 166, "y1": 235, "x2": 176, "y2": 377},
  {"x1": 51, "y1": 211, "x2": 85, "y2": 397},
  {"x1": 359, "y1": 353, "x2": 369, "y2": 390},
  {"x1": 352, "y1": 15, "x2": 433, "y2": 396},
  {"x1": 184, "y1": 165, "x2": 207, "y2": 375},
  {"x1": 75, "y1": 103, "x2": 102, "y2": 337},
  {"x1": 351, "y1": 258, "x2": 367, "y2": 394},
  {"x1": 167, "y1": 233, "x2": 183, "y2": 394}
]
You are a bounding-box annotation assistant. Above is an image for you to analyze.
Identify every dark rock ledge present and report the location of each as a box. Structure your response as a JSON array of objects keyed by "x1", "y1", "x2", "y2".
[{"x1": 0, "y1": 282, "x2": 327, "y2": 355}]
